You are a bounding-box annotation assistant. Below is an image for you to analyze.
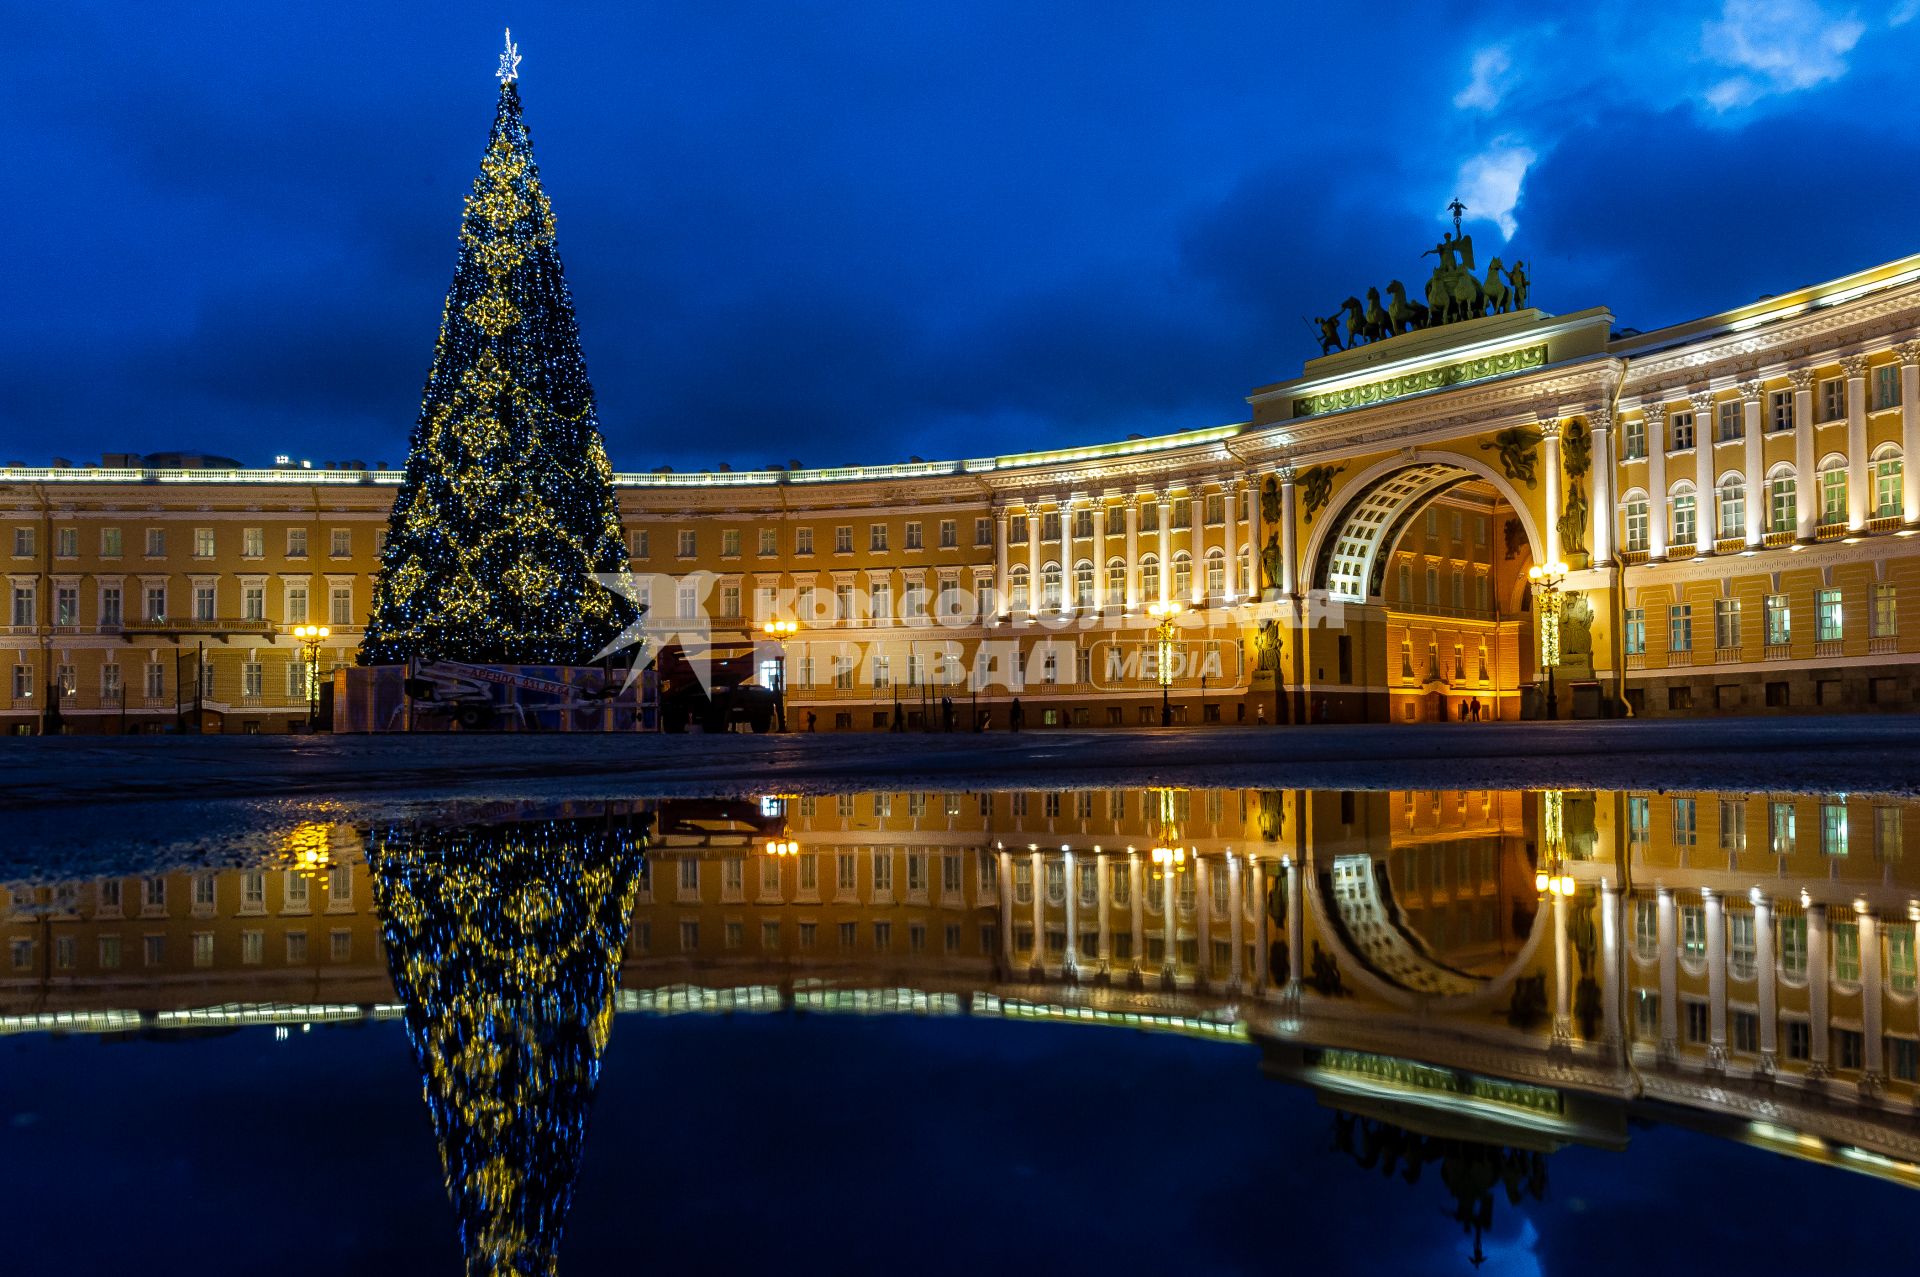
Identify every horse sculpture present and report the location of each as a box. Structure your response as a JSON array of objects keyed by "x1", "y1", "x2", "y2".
[
  {"x1": 1426, "y1": 266, "x2": 1482, "y2": 326},
  {"x1": 1384, "y1": 280, "x2": 1428, "y2": 335},
  {"x1": 1341, "y1": 295, "x2": 1385, "y2": 347},
  {"x1": 1364, "y1": 288, "x2": 1392, "y2": 340},
  {"x1": 1481, "y1": 257, "x2": 1512, "y2": 315}
]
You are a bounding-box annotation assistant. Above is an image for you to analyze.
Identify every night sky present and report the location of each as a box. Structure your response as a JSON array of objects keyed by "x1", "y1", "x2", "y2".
[{"x1": 12, "y1": 2, "x2": 1920, "y2": 472}]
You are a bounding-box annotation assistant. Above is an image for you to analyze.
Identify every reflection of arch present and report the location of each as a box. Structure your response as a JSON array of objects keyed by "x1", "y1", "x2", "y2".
[{"x1": 1305, "y1": 452, "x2": 1544, "y2": 603}]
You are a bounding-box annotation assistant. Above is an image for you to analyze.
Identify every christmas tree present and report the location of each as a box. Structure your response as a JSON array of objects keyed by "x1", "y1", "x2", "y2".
[
  {"x1": 366, "y1": 810, "x2": 649, "y2": 1276},
  {"x1": 361, "y1": 32, "x2": 631, "y2": 666}
]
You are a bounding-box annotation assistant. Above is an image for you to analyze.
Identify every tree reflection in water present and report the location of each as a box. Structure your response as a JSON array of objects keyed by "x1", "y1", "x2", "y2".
[
  {"x1": 366, "y1": 810, "x2": 650, "y2": 1277},
  {"x1": 1330, "y1": 1112, "x2": 1547, "y2": 1268}
]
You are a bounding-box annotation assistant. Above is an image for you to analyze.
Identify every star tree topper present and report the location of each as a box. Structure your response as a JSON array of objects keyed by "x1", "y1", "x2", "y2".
[{"x1": 497, "y1": 28, "x2": 522, "y2": 82}]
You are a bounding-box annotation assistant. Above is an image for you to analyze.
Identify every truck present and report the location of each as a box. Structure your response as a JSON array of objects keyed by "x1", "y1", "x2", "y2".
[{"x1": 651, "y1": 642, "x2": 784, "y2": 734}]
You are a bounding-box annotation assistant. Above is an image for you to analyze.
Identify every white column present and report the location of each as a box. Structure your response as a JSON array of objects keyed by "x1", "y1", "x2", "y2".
[
  {"x1": 1742, "y1": 382, "x2": 1765, "y2": 546},
  {"x1": 1156, "y1": 489, "x2": 1172, "y2": 607},
  {"x1": 1541, "y1": 416, "x2": 1564, "y2": 567},
  {"x1": 1223, "y1": 478, "x2": 1241, "y2": 601},
  {"x1": 1124, "y1": 497, "x2": 1140, "y2": 611},
  {"x1": 1279, "y1": 468, "x2": 1300, "y2": 596},
  {"x1": 1552, "y1": 888, "x2": 1573, "y2": 1046},
  {"x1": 1128, "y1": 853, "x2": 1144, "y2": 978},
  {"x1": 1026, "y1": 500, "x2": 1042, "y2": 620},
  {"x1": 1189, "y1": 487, "x2": 1206, "y2": 605},
  {"x1": 1792, "y1": 370, "x2": 1817, "y2": 540},
  {"x1": 1807, "y1": 902, "x2": 1831, "y2": 1078},
  {"x1": 998, "y1": 850, "x2": 1014, "y2": 966},
  {"x1": 1692, "y1": 391, "x2": 1716, "y2": 553},
  {"x1": 1600, "y1": 881, "x2": 1623, "y2": 1047},
  {"x1": 1859, "y1": 905, "x2": 1884, "y2": 1089},
  {"x1": 1062, "y1": 851, "x2": 1078, "y2": 976},
  {"x1": 1704, "y1": 887, "x2": 1727, "y2": 1068},
  {"x1": 1095, "y1": 852, "x2": 1111, "y2": 972},
  {"x1": 1029, "y1": 850, "x2": 1045, "y2": 971},
  {"x1": 1194, "y1": 858, "x2": 1213, "y2": 986},
  {"x1": 1226, "y1": 854, "x2": 1245, "y2": 992},
  {"x1": 1656, "y1": 886, "x2": 1678, "y2": 1060},
  {"x1": 1645, "y1": 404, "x2": 1669, "y2": 559},
  {"x1": 1089, "y1": 500, "x2": 1106, "y2": 616},
  {"x1": 1844, "y1": 356, "x2": 1870, "y2": 530},
  {"x1": 1590, "y1": 408, "x2": 1616, "y2": 564},
  {"x1": 1753, "y1": 890, "x2": 1778, "y2": 1073},
  {"x1": 1285, "y1": 856, "x2": 1304, "y2": 996},
  {"x1": 1160, "y1": 859, "x2": 1178, "y2": 983},
  {"x1": 1251, "y1": 858, "x2": 1271, "y2": 992},
  {"x1": 995, "y1": 504, "x2": 1010, "y2": 619},
  {"x1": 1901, "y1": 343, "x2": 1920, "y2": 523},
  {"x1": 1247, "y1": 476, "x2": 1265, "y2": 599}
]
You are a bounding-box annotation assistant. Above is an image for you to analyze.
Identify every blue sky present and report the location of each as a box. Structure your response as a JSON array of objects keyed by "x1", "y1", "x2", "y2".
[{"x1": 10, "y1": 1, "x2": 1920, "y2": 471}]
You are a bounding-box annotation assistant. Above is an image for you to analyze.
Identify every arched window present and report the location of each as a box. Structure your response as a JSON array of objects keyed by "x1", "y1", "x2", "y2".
[
  {"x1": 1818, "y1": 454, "x2": 1848, "y2": 525},
  {"x1": 1139, "y1": 553, "x2": 1160, "y2": 601},
  {"x1": 1107, "y1": 557, "x2": 1127, "y2": 604},
  {"x1": 1073, "y1": 559, "x2": 1094, "y2": 610},
  {"x1": 1669, "y1": 481, "x2": 1697, "y2": 545},
  {"x1": 1205, "y1": 548, "x2": 1225, "y2": 598},
  {"x1": 1172, "y1": 550, "x2": 1193, "y2": 600},
  {"x1": 1621, "y1": 492, "x2": 1649, "y2": 552},
  {"x1": 1040, "y1": 561, "x2": 1063, "y2": 611},
  {"x1": 1717, "y1": 474, "x2": 1746, "y2": 538},
  {"x1": 1008, "y1": 563, "x2": 1029, "y2": 613},
  {"x1": 1873, "y1": 443, "x2": 1904, "y2": 518},
  {"x1": 1766, "y1": 463, "x2": 1797, "y2": 534}
]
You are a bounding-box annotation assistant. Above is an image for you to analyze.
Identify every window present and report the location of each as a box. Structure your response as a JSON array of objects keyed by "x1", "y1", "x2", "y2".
[
  {"x1": 144, "y1": 528, "x2": 166, "y2": 556},
  {"x1": 1832, "y1": 919, "x2": 1860, "y2": 982},
  {"x1": 1670, "y1": 411, "x2": 1695, "y2": 451},
  {"x1": 145, "y1": 661, "x2": 165, "y2": 698},
  {"x1": 1673, "y1": 798, "x2": 1697, "y2": 848},
  {"x1": 1679, "y1": 903, "x2": 1706, "y2": 958},
  {"x1": 10, "y1": 583, "x2": 33, "y2": 626},
  {"x1": 1819, "y1": 465, "x2": 1847, "y2": 524},
  {"x1": 677, "y1": 529, "x2": 697, "y2": 558},
  {"x1": 1633, "y1": 897, "x2": 1658, "y2": 959},
  {"x1": 1816, "y1": 589, "x2": 1843, "y2": 642},
  {"x1": 870, "y1": 524, "x2": 889, "y2": 552},
  {"x1": 193, "y1": 528, "x2": 215, "y2": 558},
  {"x1": 242, "y1": 662, "x2": 262, "y2": 699},
  {"x1": 1875, "y1": 362, "x2": 1901, "y2": 411},
  {"x1": 1729, "y1": 911, "x2": 1756, "y2": 978},
  {"x1": 1683, "y1": 999, "x2": 1709, "y2": 1044},
  {"x1": 1778, "y1": 915, "x2": 1807, "y2": 976},
  {"x1": 834, "y1": 525, "x2": 853, "y2": 554},
  {"x1": 1623, "y1": 414, "x2": 1647, "y2": 459},
  {"x1": 795, "y1": 527, "x2": 814, "y2": 555},
  {"x1": 286, "y1": 585, "x2": 307, "y2": 624},
  {"x1": 330, "y1": 586, "x2": 352, "y2": 626},
  {"x1": 1877, "y1": 804, "x2": 1904, "y2": 861},
  {"x1": 720, "y1": 528, "x2": 741, "y2": 557},
  {"x1": 1717, "y1": 478, "x2": 1744, "y2": 537},
  {"x1": 329, "y1": 529, "x2": 350, "y2": 557},
  {"x1": 1769, "y1": 471, "x2": 1796, "y2": 533},
  {"x1": 1765, "y1": 594, "x2": 1790, "y2": 645},
  {"x1": 54, "y1": 585, "x2": 76, "y2": 626},
  {"x1": 1872, "y1": 583, "x2": 1897, "y2": 639},
  {"x1": 975, "y1": 517, "x2": 992, "y2": 546},
  {"x1": 1669, "y1": 604, "x2": 1693, "y2": 652},
  {"x1": 1820, "y1": 800, "x2": 1848, "y2": 856},
  {"x1": 1819, "y1": 377, "x2": 1845, "y2": 422},
  {"x1": 1874, "y1": 447, "x2": 1903, "y2": 517},
  {"x1": 938, "y1": 518, "x2": 958, "y2": 549},
  {"x1": 1139, "y1": 502, "x2": 1159, "y2": 533},
  {"x1": 101, "y1": 662, "x2": 120, "y2": 698},
  {"x1": 242, "y1": 584, "x2": 264, "y2": 621},
  {"x1": 101, "y1": 527, "x2": 122, "y2": 557},
  {"x1": 1720, "y1": 799, "x2": 1747, "y2": 852},
  {"x1": 1627, "y1": 795, "x2": 1651, "y2": 846},
  {"x1": 1670, "y1": 487, "x2": 1696, "y2": 544},
  {"x1": 1717, "y1": 399, "x2": 1743, "y2": 442},
  {"x1": 758, "y1": 527, "x2": 777, "y2": 555},
  {"x1": 1769, "y1": 801, "x2": 1797, "y2": 854},
  {"x1": 1623, "y1": 607, "x2": 1645, "y2": 656},
  {"x1": 1714, "y1": 598, "x2": 1740, "y2": 650},
  {"x1": 1891, "y1": 927, "x2": 1917, "y2": 994},
  {"x1": 193, "y1": 583, "x2": 215, "y2": 622},
  {"x1": 1623, "y1": 498, "x2": 1649, "y2": 552},
  {"x1": 1766, "y1": 388, "x2": 1792, "y2": 433}
]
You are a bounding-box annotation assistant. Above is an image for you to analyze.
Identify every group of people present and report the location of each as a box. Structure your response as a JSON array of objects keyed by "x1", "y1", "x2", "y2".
[
  {"x1": 1454, "y1": 699, "x2": 1489, "y2": 722},
  {"x1": 804, "y1": 697, "x2": 1019, "y2": 733}
]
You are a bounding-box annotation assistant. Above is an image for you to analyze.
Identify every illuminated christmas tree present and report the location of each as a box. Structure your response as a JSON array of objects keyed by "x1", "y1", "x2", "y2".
[
  {"x1": 362, "y1": 32, "x2": 630, "y2": 666},
  {"x1": 366, "y1": 808, "x2": 649, "y2": 1276}
]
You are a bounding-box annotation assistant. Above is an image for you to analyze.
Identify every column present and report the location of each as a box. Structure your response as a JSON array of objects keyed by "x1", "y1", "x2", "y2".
[
  {"x1": 1703, "y1": 887, "x2": 1727, "y2": 1068},
  {"x1": 1692, "y1": 391, "x2": 1716, "y2": 554},
  {"x1": 1062, "y1": 851, "x2": 1078, "y2": 976},
  {"x1": 1160, "y1": 859, "x2": 1178, "y2": 984},
  {"x1": 1807, "y1": 901, "x2": 1830, "y2": 1078},
  {"x1": 1251, "y1": 857, "x2": 1271, "y2": 992},
  {"x1": 1223, "y1": 478, "x2": 1241, "y2": 601},
  {"x1": 1791, "y1": 369, "x2": 1817, "y2": 540},
  {"x1": 1128, "y1": 853, "x2": 1144, "y2": 979},
  {"x1": 1156, "y1": 488, "x2": 1172, "y2": 607},
  {"x1": 1247, "y1": 476, "x2": 1265, "y2": 599},
  {"x1": 1089, "y1": 501, "x2": 1106, "y2": 615},
  {"x1": 997, "y1": 850, "x2": 1015, "y2": 968},
  {"x1": 1226, "y1": 854, "x2": 1245, "y2": 992},
  {"x1": 1901, "y1": 343, "x2": 1920, "y2": 523},
  {"x1": 1193, "y1": 858, "x2": 1214, "y2": 985},
  {"x1": 1541, "y1": 416, "x2": 1564, "y2": 567},
  {"x1": 1124, "y1": 497, "x2": 1140, "y2": 610},
  {"x1": 995, "y1": 503, "x2": 1010, "y2": 619},
  {"x1": 1279, "y1": 468, "x2": 1300, "y2": 596},
  {"x1": 1285, "y1": 855, "x2": 1304, "y2": 996},
  {"x1": 1029, "y1": 850, "x2": 1045, "y2": 972},
  {"x1": 1859, "y1": 905, "x2": 1883, "y2": 1090},
  {"x1": 1600, "y1": 881, "x2": 1623, "y2": 1047},
  {"x1": 1843, "y1": 355, "x2": 1869, "y2": 530},
  {"x1": 1026, "y1": 499, "x2": 1042, "y2": 619},
  {"x1": 1552, "y1": 887, "x2": 1573, "y2": 1047},
  {"x1": 1590, "y1": 408, "x2": 1616, "y2": 564},
  {"x1": 1753, "y1": 889, "x2": 1778, "y2": 1072},
  {"x1": 1189, "y1": 486, "x2": 1207, "y2": 605},
  {"x1": 1645, "y1": 404, "x2": 1669, "y2": 559},
  {"x1": 1094, "y1": 851, "x2": 1112, "y2": 973},
  {"x1": 1742, "y1": 382, "x2": 1765, "y2": 546},
  {"x1": 1656, "y1": 886, "x2": 1677, "y2": 1060}
]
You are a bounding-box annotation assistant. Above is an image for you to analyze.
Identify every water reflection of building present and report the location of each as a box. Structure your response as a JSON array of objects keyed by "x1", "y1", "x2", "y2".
[{"x1": 7, "y1": 788, "x2": 1920, "y2": 1194}]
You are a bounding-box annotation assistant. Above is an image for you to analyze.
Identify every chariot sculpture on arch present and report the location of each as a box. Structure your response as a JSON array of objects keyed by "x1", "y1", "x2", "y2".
[{"x1": 1309, "y1": 200, "x2": 1533, "y2": 352}]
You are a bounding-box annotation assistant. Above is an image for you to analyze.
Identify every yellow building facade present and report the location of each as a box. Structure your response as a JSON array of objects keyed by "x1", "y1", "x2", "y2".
[{"x1": 6, "y1": 252, "x2": 1920, "y2": 732}]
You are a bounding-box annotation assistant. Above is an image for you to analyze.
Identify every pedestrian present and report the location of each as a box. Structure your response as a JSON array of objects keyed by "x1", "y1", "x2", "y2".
[
  {"x1": 1010, "y1": 698, "x2": 1024, "y2": 732},
  {"x1": 1256, "y1": 703, "x2": 1267, "y2": 726},
  {"x1": 1471, "y1": 699, "x2": 1482, "y2": 723},
  {"x1": 942, "y1": 696, "x2": 955, "y2": 733},
  {"x1": 1315, "y1": 696, "x2": 1327, "y2": 723},
  {"x1": 806, "y1": 709, "x2": 817, "y2": 732},
  {"x1": 1458, "y1": 701, "x2": 1469, "y2": 723}
]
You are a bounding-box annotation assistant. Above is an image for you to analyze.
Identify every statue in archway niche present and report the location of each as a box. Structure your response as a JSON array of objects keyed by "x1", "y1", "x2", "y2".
[
  {"x1": 1299, "y1": 464, "x2": 1342, "y2": 523},
  {"x1": 1254, "y1": 617, "x2": 1284, "y2": 674},
  {"x1": 1260, "y1": 534, "x2": 1284, "y2": 592},
  {"x1": 366, "y1": 809, "x2": 650, "y2": 1277},
  {"x1": 1558, "y1": 484, "x2": 1590, "y2": 558},
  {"x1": 1561, "y1": 590, "x2": 1594, "y2": 663},
  {"x1": 1480, "y1": 427, "x2": 1541, "y2": 488},
  {"x1": 1260, "y1": 474, "x2": 1282, "y2": 525}
]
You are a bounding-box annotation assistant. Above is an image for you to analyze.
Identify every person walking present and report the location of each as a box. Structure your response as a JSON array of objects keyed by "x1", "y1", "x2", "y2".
[
  {"x1": 1009, "y1": 698, "x2": 1025, "y2": 732},
  {"x1": 806, "y1": 710, "x2": 817, "y2": 732}
]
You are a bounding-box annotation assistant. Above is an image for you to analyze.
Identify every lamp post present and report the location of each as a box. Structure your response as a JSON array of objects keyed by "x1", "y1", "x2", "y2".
[
  {"x1": 1148, "y1": 601, "x2": 1182, "y2": 726},
  {"x1": 291, "y1": 624, "x2": 330, "y2": 731},
  {"x1": 761, "y1": 619, "x2": 797, "y2": 731},
  {"x1": 1526, "y1": 560, "x2": 1568, "y2": 721}
]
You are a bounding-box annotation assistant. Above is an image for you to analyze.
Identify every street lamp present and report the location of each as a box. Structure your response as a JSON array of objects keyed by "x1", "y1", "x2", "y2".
[
  {"x1": 1148, "y1": 601, "x2": 1182, "y2": 726},
  {"x1": 291, "y1": 624, "x2": 330, "y2": 731},
  {"x1": 761, "y1": 619, "x2": 797, "y2": 731},
  {"x1": 1526, "y1": 560, "x2": 1568, "y2": 721}
]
